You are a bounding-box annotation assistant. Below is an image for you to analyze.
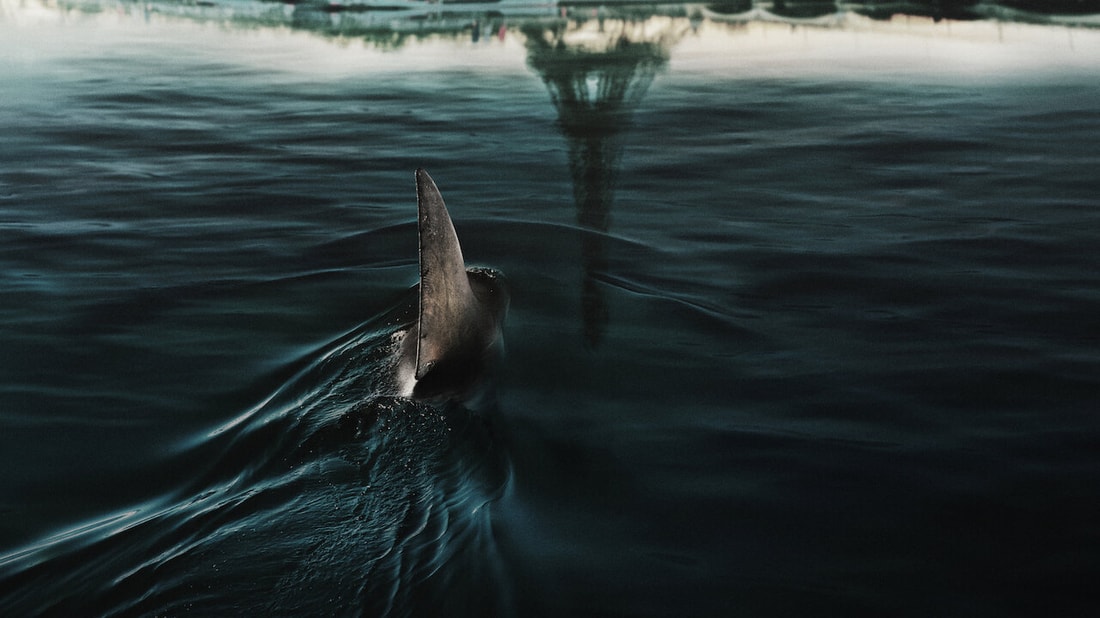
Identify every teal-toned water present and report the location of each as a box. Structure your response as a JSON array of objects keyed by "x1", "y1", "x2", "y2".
[{"x1": 2, "y1": 1, "x2": 1100, "y2": 615}]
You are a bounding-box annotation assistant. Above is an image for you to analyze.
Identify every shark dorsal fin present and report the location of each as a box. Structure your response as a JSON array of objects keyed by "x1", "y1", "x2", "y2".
[{"x1": 415, "y1": 168, "x2": 476, "y2": 380}]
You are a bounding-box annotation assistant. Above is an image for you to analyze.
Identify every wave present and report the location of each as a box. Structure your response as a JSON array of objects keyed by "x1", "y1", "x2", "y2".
[{"x1": 0, "y1": 300, "x2": 514, "y2": 617}]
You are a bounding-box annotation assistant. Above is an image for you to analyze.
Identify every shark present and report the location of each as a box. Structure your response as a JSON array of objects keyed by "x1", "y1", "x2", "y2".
[{"x1": 396, "y1": 168, "x2": 509, "y2": 400}]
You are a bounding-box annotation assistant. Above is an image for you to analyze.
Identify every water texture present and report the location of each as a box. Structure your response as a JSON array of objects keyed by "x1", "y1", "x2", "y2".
[{"x1": 2, "y1": 1, "x2": 1100, "y2": 616}]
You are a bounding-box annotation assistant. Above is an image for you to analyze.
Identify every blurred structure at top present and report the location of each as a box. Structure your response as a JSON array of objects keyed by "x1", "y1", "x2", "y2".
[{"x1": 13, "y1": 0, "x2": 1100, "y2": 41}]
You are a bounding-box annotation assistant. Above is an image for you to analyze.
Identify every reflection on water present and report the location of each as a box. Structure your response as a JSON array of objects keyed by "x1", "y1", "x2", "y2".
[
  {"x1": 524, "y1": 17, "x2": 686, "y2": 346},
  {"x1": 13, "y1": 0, "x2": 1100, "y2": 42}
]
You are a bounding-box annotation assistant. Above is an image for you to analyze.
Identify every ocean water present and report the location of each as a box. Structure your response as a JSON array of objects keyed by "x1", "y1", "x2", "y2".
[{"x1": 2, "y1": 1, "x2": 1100, "y2": 615}]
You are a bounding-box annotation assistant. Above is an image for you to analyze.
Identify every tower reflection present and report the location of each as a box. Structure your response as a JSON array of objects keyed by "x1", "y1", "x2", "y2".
[{"x1": 523, "y1": 15, "x2": 687, "y2": 347}]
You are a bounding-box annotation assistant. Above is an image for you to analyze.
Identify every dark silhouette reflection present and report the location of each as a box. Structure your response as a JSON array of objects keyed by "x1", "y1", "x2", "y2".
[
  {"x1": 769, "y1": 0, "x2": 839, "y2": 19},
  {"x1": 522, "y1": 16, "x2": 686, "y2": 347}
]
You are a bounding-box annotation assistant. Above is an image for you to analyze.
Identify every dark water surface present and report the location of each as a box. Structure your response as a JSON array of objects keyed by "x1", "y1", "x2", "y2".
[{"x1": 3, "y1": 1, "x2": 1100, "y2": 615}]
